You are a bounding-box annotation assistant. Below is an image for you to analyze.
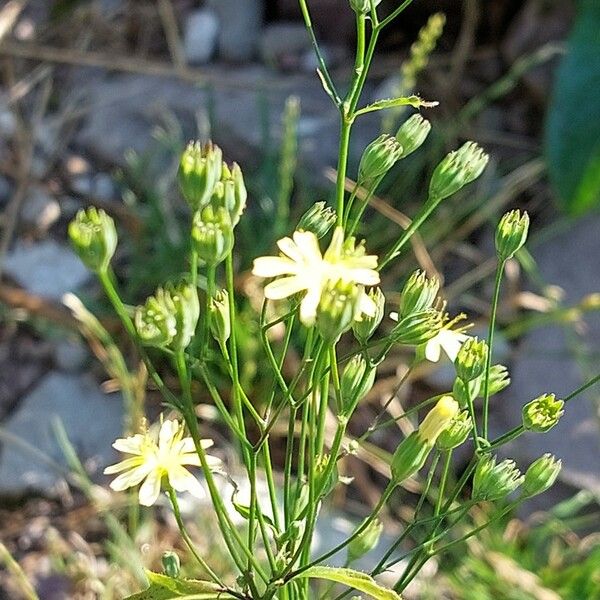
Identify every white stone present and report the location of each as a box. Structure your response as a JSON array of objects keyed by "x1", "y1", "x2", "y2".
[{"x1": 184, "y1": 9, "x2": 220, "y2": 65}]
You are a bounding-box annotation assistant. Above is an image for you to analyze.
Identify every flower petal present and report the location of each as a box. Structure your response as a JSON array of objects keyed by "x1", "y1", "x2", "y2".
[
  {"x1": 264, "y1": 276, "x2": 308, "y2": 300},
  {"x1": 112, "y1": 434, "x2": 146, "y2": 455},
  {"x1": 346, "y1": 267, "x2": 380, "y2": 286},
  {"x1": 138, "y1": 470, "x2": 163, "y2": 506},
  {"x1": 104, "y1": 456, "x2": 144, "y2": 475},
  {"x1": 109, "y1": 464, "x2": 153, "y2": 491},
  {"x1": 168, "y1": 466, "x2": 205, "y2": 499},
  {"x1": 440, "y1": 331, "x2": 470, "y2": 362},
  {"x1": 178, "y1": 452, "x2": 202, "y2": 467},
  {"x1": 252, "y1": 256, "x2": 297, "y2": 278},
  {"x1": 358, "y1": 292, "x2": 376, "y2": 317},
  {"x1": 276, "y1": 236, "x2": 305, "y2": 263},
  {"x1": 425, "y1": 338, "x2": 442, "y2": 362},
  {"x1": 292, "y1": 230, "x2": 322, "y2": 263},
  {"x1": 299, "y1": 283, "x2": 322, "y2": 325},
  {"x1": 159, "y1": 419, "x2": 178, "y2": 450}
]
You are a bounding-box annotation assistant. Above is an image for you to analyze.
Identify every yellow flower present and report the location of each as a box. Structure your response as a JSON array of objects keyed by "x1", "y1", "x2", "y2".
[
  {"x1": 252, "y1": 227, "x2": 379, "y2": 325},
  {"x1": 104, "y1": 419, "x2": 220, "y2": 507}
]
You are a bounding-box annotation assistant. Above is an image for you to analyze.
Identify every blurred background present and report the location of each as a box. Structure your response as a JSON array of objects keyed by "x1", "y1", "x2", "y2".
[{"x1": 0, "y1": 0, "x2": 599, "y2": 598}]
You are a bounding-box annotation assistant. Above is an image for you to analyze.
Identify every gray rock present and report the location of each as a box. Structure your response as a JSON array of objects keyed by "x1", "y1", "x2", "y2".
[
  {"x1": 0, "y1": 108, "x2": 17, "y2": 137},
  {"x1": 0, "y1": 373, "x2": 123, "y2": 497},
  {"x1": 54, "y1": 340, "x2": 89, "y2": 373},
  {"x1": 20, "y1": 186, "x2": 60, "y2": 232},
  {"x1": 259, "y1": 22, "x2": 311, "y2": 69},
  {"x1": 0, "y1": 175, "x2": 11, "y2": 204},
  {"x1": 494, "y1": 214, "x2": 600, "y2": 495},
  {"x1": 207, "y1": 0, "x2": 264, "y2": 62},
  {"x1": 4, "y1": 239, "x2": 90, "y2": 300},
  {"x1": 184, "y1": 9, "x2": 220, "y2": 65}
]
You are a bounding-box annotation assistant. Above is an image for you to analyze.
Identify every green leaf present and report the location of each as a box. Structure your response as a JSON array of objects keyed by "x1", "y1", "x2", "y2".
[
  {"x1": 355, "y1": 96, "x2": 438, "y2": 117},
  {"x1": 124, "y1": 571, "x2": 236, "y2": 600},
  {"x1": 292, "y1": 566, "x2": 402, "y2": 599},
  {"x1": 545, "y1": 0, "x2": 600, "y2": 215}
]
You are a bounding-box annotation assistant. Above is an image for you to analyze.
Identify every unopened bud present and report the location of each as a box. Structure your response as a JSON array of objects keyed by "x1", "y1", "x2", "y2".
[
  {"x1": 178, "y1": 141, "x2": 223, "y2": 210},
  {"x1": 297, "y1": 201, "x2": 337, "y2": 239},
  {"x1": 472, "y1": 455, "x2": 523, "y2": 501},
  {"x1": 495, "y1": 209, "x2": 529, "y2": 261},
  {"x1": 399, "y1": 269, "x2": 439, "y2": 317},
  {"x1": 349, "y1": 0, "x2": 381, "y2": 14},
  {"x1": 191, "y1": 204, "x2": 234, "y2": 265},
  {"x1": 317, "y1": 279, "x2": 361, "y2": 341},
  {"x1": 352, "y1": 287, "x2": 385, "y2": 342},
  {"x1": 455, "y1": 337, "x2": 488, "y2": 382},
  {"x1": 340, "y1": 355, "x2": 376, "y2": 415},
  {"x1": 395, "y1": 114, "x2": 431, "y2": 158},
  {"x1": 452, "y1": 377, "x2": 481, "y2": 408},
  {"x1": 522, "y1": 454, "x2": 561, "y2": 499},
  {"x1": 220, "y1": 162, "x2": 247, "y2": 226},
  {"x1": 68, "y1": 207, "x2": 117, "y2": 272},
  {"x1": 358, "y1": 134, "x2": 403, "y2": 182},
  {"x1": 209, "y1": 289, "x2": 231, "y2": 343},
  {"x1": 480, "y1": 364, "x2": 510, "y2": 396},
  {"x1": 161, "y1": 551, "x2": 180, "y2": 578},
  {"x1": 347, "y1": 518, "x2": 383, "y2": 563},
  {"x1": 522, "y1": 393, "x2": 564, "y2": 432},
  {"x1": 418, "y1": 395, "x2": 459, "y2": 445},
  {"x1": 429, "y1": 141, "x2": 489, "y2": 201},
  {"x1": 167, "y1": 281, "x2": 200, "y2": 351},
  {"x1": 392, "y1": 309, "x2": 443, "y2": 346},
  {"x1": 436, "y1": 410, "x2": 472, "y2": 451},
  {"x1": 135, "y1": 289, "x2": 177, "y2": 348}
]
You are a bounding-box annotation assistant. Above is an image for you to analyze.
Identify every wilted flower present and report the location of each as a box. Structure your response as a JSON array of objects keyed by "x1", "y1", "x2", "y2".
[
  {"x1": 252, "y1": 227, "x2": 379, "y2": 326},
  {"x1": 104, "y1": 419, "x2": 220, "y2": 507}
]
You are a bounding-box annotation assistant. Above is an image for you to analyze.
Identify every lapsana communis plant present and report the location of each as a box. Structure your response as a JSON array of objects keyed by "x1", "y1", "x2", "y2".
[{"x1": 66, "y1": 1, "x2": 600, "y2": 598}]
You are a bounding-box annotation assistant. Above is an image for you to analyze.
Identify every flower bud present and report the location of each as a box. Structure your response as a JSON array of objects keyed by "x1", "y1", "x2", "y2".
[
  {"x1": 315, "y1": 453, "x2": 339, "y2": 498},
  {"x1": 479, "y1": 364, "x2": 510, "y2": 397},
  {"x1": 316, "y1": 279, "x2": 361, "y2": 341},
  {"x1": 135, "y1": 289, "x2": 177, "y2": 348},
  {"x1": 455, "y1": 337, "x2": 488, "y2": 382},
  {"x1": 297, "y1": 201, "x2": 337, "y2": 239},
  {"x1": 429, "y1": 141, "x2": 489, "y2": 201},
  {"x1": 209, "y1": 288, "x2": 231, "y2": 343},
  {"x1": 399, "y1": 269, "x2": 439, "y2": 317},
  {"x1": 395, "y1": 114, "x2": 431, "y2": 159},
  {"x1": 495, "y1": 209, "x2": 529, "y2": 261},
  {"x1": 178, "y1": 141, "x2": 223, "y2": 210},
  {"x1": 220, "y1": 162, "x2": 247, "y2": 226},
  {"x1": 168, "y1": 281, "x2": 200, "y2": 351},
  {"x1": 340, "y1": 355, "x2": 376, "y2": 415},
  {"x1": 418, "y1": 395, "x2": 459, "y2": 445},
  {"x1": 191, "y1": 204, "x2": 234, "y2": 265},
  {"x1": 436, "y1": 410, "x2": 472, "y2": 451},
  {"x1": 347, "y1": 518, "x2": 383, "y2": 563},
  {"x1": 352, "y1": 287, "x2": 385, "y2": 342},
  {"x1": 522, "y1": 393, "x2": 564, "y2": 433},
  {"x1": 161, "y1": 551, "x2": 181, "y2": 578},
  {"x1": 472, "y1": 455, "x2": 523, "y2": 501},
  {"x1": 522, "y1": 454, "x2": 562, "y2": 499},
  {"x1": 68, "y1": 207, "x2": 117, "y2": 272},
  {"x1": 349, "y1": 0, "x2": 381, "y2": 14},
  {"x1": 452, "y1": 377, "x2": 481, "y2": 408},
  {"x1": 392, "y1": 309, "x2": 443, "y2": 346},
  {"x1": 358, "y1": 134, "x2": 403, "y2": 182}
]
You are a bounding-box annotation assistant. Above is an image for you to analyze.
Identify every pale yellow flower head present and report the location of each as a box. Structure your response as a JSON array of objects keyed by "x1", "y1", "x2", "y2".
[
  {"x1": 418, "y1": 395, "x2": 459, "y2": 445},
  {"x1": 104, "y1": 419, "x2": 220, "y2": 507},
  {"x1": 252, "y1": 227, "x2": 380, "y2": 326}
]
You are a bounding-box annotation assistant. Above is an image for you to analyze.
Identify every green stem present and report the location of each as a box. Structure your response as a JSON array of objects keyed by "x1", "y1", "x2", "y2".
[{"x1": 483, "y1": 260, "x2": 505, "y2": 439}]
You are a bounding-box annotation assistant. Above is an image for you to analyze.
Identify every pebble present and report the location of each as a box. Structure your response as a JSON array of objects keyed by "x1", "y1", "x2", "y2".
[{"x1": 184, "y1": 8, "x2": 220, "y2": 65}]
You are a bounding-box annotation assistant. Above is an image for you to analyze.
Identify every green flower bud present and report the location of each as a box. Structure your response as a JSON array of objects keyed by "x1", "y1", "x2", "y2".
[
  {"x1": 135, "y1": 289, "x2": 177, "y2": 348},
  {"x1": 340, "y1": 355, "x2": 376, "y2": 415},
  {"x1": 395, "y1": 114, "x2": 431, "y2": 158},
  {"x1": 220, "y1": 162, "x2": 247, "y2": 226},
  {"x1": 178, "y1": 140, "x2": 223, "y2": 210},
  {"x1": 161, "y1": 551, "x2": 181, "y2": 578},
  {"x1": 399, "y1": 269, "x2": 439, "y2": 317},
  {"x1": 316, "y1": 279, "x2": 361, "y2": 342},
  {"x1": 68, "y1": 207, "x2": 117, "y2": 272},
  {"x1": 352, "y1": 287, "x2": 385, "y2": 342},
  {"x1": 168, "y1": 281, "x2": 200, "y2": 351},
  {"x1": 452, "y1": 377, "x2": 481, "y2": 408},
  {"x1": 522, "y1": 393, "x2": 564, "y2": 433},
  {"x1": 358, "y1": 134, "x2": 403, "y2": 182},
  {"x1": 349, "y1": 0, "x2": 382, "y2": 14},
  {"x1": 392, "y1": 309, "x2": 443, "y2": 346},
  {"x1": 472, "y1": 455, "x2": 524, "y2": 501},
  {"x1": 522, "y1": 454, "x2": 562, "y2": 499},
  {"x1": 191, "y1": 204, "x2": 234, "y2": 265},
  {"x1": 436, "y1": 410, "x2": 472, "y2": 451},
  {"x1": 297, "y1": 201, "x2": 337, "y2": 239},
  {"x1": 347, "y1": 518, "x2": 383, "y2": 564},
  {"x1": 429, "y1": 141, "x2": 489, "y2": 201},
  {"x1": 495, "y1": 209, "x2": 529, "y2": 261},
  {"x1": 392, "y1": 396, "x2": 458, "y2": 482},
  {"x1": 209, "y1": 288, "x2": 231, "y2": 343},
  {"x1": 315, "y1": 454, "x2": 338, "y2": 498},
  {"x1": 478, "y1": 364, "x2": 510, "y2": 397},
  {"x1": 455, "y1": 337, "x2": 488, "y2": 382}
]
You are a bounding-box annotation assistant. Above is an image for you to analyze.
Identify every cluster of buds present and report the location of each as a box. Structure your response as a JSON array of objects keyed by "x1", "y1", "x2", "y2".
[
  {"x1": 135, "y1": 281, "x2": 199, "y2": 351},
  {"x1": 472, "y1": 455, "x2": 523, "y2": 501},
  {"x1": 392, "y1": 308, "x2": 443, "y2": 346},
  {"x1": 391, "y1": 396, "x2": 458, "y2": 483},
  {"x1": 352, "y1": 287, "x2": 385, "y2": 343},
  {"x1": 340, "y1": 355, "x2": 376, "y2": 416},
  {"x1": 297, "y1": 201, "x2": 337, "y2": 239},
  {"x1": 429, "y1": 141, "x2": 489, "y2": 201},
  {"x1": 495, "y1": 209, "x2": 529, "y2": 261},
  {"x1": 522, "y1": 393, "x2": 564, "y2": 432},
  {"x1": 180, "y1": 141, "x2": 247, "y2": 265},
  {"x1": 68, "y1": 207, "x2": 117, "y2": 273}
]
